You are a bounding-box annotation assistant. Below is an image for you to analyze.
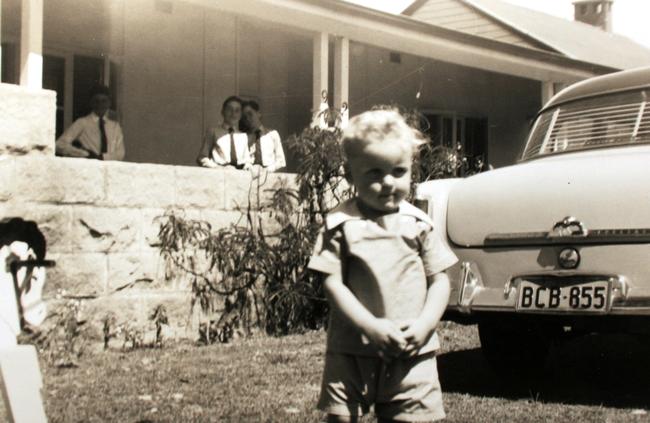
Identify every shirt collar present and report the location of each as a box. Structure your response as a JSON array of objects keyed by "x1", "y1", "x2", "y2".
[
  {"x1": 248, "y1": 125, "x2": 266, "y2": 136},
  {"x1": 325, "y1": 198, "x2": 434, "y2": 230},
  {"x1": 221, "y1": 122, "x2": 238, "y2": 132}
]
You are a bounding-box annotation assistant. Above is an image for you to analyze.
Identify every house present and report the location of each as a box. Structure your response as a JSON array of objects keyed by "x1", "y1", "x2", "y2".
[
  {"x1": 2, "y1": 0, "x2": 649, "y2": 332},
  {"x1": 3, "y1": 0, "x2": 648, "y2": 169}
]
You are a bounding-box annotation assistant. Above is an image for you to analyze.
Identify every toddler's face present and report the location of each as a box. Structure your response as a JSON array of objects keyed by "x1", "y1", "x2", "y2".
[{"x1": 347, "y1": 141, "x2": 412, "y2": 214}]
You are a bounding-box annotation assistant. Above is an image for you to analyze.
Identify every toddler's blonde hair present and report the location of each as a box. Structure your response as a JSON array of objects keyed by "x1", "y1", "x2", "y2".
[{"x1": 341, "y1": 109, "x2": 423, "y2": 159}]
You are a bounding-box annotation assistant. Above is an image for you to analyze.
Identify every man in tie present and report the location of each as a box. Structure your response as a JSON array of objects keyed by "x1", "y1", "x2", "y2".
[
  {"x1": 242, "y1": 100, "x2": 286, "y2": 172},
  {"x1": 197, "y1": 95, "x2": 251, "y2": 169},
  {"x1": 55, "y1": 85, "x2": 125, "y2": 161}
]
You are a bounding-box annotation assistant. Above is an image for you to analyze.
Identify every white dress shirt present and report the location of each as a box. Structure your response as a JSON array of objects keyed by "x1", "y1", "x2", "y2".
[
  {"x1": 249, "y1": 127, "x2": 286, "y2": 172},
  {"x1": 198, "y1": 125, "x2": 252, "y2": 169},
  {"x1": 55, "y1": 112, "x2": 125, "y2": 161}
]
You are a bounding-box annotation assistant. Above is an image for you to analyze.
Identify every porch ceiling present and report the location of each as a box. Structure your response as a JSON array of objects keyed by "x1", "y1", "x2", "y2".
[{"x1": 190, "y1": 0, "x2": 615, "y2": 83}]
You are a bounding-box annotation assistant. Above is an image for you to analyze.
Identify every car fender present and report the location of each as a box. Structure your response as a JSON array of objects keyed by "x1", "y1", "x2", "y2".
[{"x1": 416, "y1": 178, "x2": 463, "y2": 251}]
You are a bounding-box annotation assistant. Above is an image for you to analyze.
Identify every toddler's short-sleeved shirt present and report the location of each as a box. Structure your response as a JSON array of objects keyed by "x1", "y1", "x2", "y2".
[{"x1": 308, "y1": 198, "x2": 458, "y2": 357}]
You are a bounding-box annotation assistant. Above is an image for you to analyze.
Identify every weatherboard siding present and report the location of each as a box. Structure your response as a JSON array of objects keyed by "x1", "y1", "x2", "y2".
[{"x1": 408, "y1": 0, "x2": 541, "y2": 50}]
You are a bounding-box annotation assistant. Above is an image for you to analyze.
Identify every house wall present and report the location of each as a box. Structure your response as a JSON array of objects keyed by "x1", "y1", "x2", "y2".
[
  {"x1": 349, "y1": 42, "x2": 541, "y2": 167},
  {"x1": 1, "y1": 0, "x2": 311, "y2": 167},
  {"x1": 3, "y1": 0, "x2": 541, "y2": 170},
  {"x1": 118, "y1": 4, "x2": 311, "y2": 166}
]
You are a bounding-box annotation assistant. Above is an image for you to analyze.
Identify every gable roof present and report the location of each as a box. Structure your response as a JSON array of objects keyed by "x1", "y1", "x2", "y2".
[
  {"x1": 402, "y1": 0, "x2": 556, "y2": 52},
  {"x1": 403, "y1": 0, "x2": 650, "y2": 70}
]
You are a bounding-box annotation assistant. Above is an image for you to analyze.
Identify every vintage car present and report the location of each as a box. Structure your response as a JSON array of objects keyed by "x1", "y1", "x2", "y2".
[{"x1": 416, "y1": 66, "x2": 650, "y2": 379}]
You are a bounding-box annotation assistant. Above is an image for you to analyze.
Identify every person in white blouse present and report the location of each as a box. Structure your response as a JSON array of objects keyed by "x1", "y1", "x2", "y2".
[
  {"x1": 55, "y1": 85, "x2": 125, "y2": 161},
  {"x1": 242, "y1": 100, "x2": 286, "y2": 172},
  {"x1": 197, "y1": 96, "x2": 251, "y2": 169}
]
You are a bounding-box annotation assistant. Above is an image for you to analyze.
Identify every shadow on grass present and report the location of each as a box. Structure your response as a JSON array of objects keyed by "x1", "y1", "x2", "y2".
[{"x1": 438, "y1": 333, "x2": 650, "y2": 408}]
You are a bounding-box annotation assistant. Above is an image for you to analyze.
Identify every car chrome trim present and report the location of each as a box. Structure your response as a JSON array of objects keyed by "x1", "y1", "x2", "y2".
[
  {"x1": 558, "y1": 247, "x2": 580, "y2": 269},
  {"x1": 452, "y1": 274, "x2": 633, "y2": 315},
  {"x1": 484, "y1": 228, "x2": 650, "y2": 246},
  {"x1": 633, "y1": 101, "x2": 647, "y2": 138},
  {"x1": 458, "y1": 261, "x2": 485, "y2": 314},
  {"x1": 549, "y1": 216, "x2": 587, "y2": 238}
]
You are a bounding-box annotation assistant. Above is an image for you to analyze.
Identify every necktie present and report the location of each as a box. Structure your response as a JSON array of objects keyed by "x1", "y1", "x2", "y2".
[
  {"x1": 228, "y1": 127, "x2": 238, "y2": 165},
  {"x1": 254, "y1": 129, "x2": 263, "y2": 165},
  {"x1": 99, "y1": 117, "x2": 108, "y2": 155}
]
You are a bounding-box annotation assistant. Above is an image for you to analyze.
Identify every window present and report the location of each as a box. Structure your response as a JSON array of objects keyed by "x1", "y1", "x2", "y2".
[
  {"x1": 72, "y1": 55, "x2": 112, "y2": 121},
  {"x1": 423, "y1": 112, "x2": 488, "y2": 174},
  {"x1": 1, "y1": 47, "x2": 117, "y2": 138},
  {"x1": 43, "y1": 55, "x2": 66, "y2": 137},
  {"x1": 1, "y1": 43, "x2": 19, "y2": 84},
  {"x1": 522, "y1": 90, "x2": 650, "y2": 160}
]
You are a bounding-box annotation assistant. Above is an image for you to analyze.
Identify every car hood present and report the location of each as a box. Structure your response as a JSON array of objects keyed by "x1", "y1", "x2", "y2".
[{"x1": 447, "y1": 146, "x2": 650, "y2": 247}]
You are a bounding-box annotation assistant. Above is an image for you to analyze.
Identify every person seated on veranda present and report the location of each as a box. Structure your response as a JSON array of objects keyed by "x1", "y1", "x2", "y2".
[
  {"x1": 55, "y1": 85, "x2": 125, "y2": 161},
  {"x1": 197, "y1": 96, "x2": 251, "y2": 169},
  {"x1": 241, "y1": 100, "x2": 286, "y2": 172}
]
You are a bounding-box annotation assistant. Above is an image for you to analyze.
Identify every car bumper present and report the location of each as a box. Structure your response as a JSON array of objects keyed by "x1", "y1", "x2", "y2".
[{"x1": 447, "y1": 244, "x2": 650, "y2": 317}]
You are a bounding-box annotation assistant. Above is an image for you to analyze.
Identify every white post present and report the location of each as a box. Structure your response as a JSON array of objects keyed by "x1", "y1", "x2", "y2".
[
  {"x1": 541, "y1": 81, "x2": 554, "y2": 107},
  {"x1": 333, "y1": 37, "x2": 349, "y2": 111},
  {"x1": 19, "y1": 0, "x2": 43, "y2": 89},
  {"x1": 312, "y1": 32, "x2": 329, "y2": 113},
  {"x1": 553, "y1": 82, "x2": 568, "y2": 95}
]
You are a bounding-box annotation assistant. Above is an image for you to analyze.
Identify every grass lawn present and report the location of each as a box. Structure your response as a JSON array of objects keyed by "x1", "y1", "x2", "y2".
[{"x1": 32, "y1": 322, "x2": 650, "y2": 422}]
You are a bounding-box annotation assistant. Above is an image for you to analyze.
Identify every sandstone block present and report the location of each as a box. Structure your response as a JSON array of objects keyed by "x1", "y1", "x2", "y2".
[
  {"x1": 174, "y1": 166, "x2": 225, "y2": 209},
  {"x1": 139, "y1": 207, "x2": 167, "y2": 251},
  {"x1": 44, "y1": 252, "x2": 107, "y2": 298},
  {"x1": 0, "y1": 202, "x2": 73, "y2": 253},
  {"x1": 107, "y1": 252, "x2": 164, "y2": 292},
  {"x1": 0, "y1": 158, "x2": 15, "y2": 201},
  {"x1": 13, "y1": 156, "x2": 105, "y2": 204},
  {"x1": 70, "y1": 206, "x2": 141, "y2": 253},
  {"x1": 141, "y1": 207, "x2": 204, "y2": 253},
  {"x1": 105, "y1": 161, "x2": 176, "y2": 208},
  {"x1": 254, "y1": 170, "x2": 299, "y2": 208},
  {"x1": 161, "y1": 247, "x2": 220, "y2": 291},
  {"x1": 223, "y1": 168, "x2": 253, "y2": 211},
  {"x1": 198, "y1": 209, "x2": 243, "y2": 232},
  {"x1": 0, "y1": 84, "x2": 56, "y2": 156}
]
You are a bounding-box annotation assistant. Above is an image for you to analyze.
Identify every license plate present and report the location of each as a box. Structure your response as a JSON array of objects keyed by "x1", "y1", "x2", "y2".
[{"x1": 516, "y1": 279, "x2": 610, "y2": 313}]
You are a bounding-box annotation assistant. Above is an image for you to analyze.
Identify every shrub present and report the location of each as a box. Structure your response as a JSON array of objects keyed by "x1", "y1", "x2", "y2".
[{"x1": 158, "y1": 106, "x2": 483, "y2": 342}]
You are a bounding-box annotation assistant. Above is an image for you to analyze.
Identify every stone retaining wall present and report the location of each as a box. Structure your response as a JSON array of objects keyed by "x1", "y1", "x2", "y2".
[
  {"x1": 1, "y1": 83, "x2": 294, "y2": 341},
  {"x1": 3, "y1": 157, "x2": 293, "y2": 339}
]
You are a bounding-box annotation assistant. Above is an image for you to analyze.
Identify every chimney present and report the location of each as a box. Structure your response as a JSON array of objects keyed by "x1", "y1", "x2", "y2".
[{"x1": 573, "y1": 0, "x2": 613, "y2": 32}]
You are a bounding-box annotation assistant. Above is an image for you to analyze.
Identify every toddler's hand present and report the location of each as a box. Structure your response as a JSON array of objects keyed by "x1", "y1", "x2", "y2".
[
  {"x1": 400, "y1": 320, "x2": 434, "y2": 357},
  {"x1": 365, "y1": 318, "x2": 407, "y2": 360}
]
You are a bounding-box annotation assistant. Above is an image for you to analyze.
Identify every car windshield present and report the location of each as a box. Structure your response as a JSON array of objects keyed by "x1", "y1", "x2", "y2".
[{"x1": 521, "y1": 90, "x2": 650, "y2": 160}]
